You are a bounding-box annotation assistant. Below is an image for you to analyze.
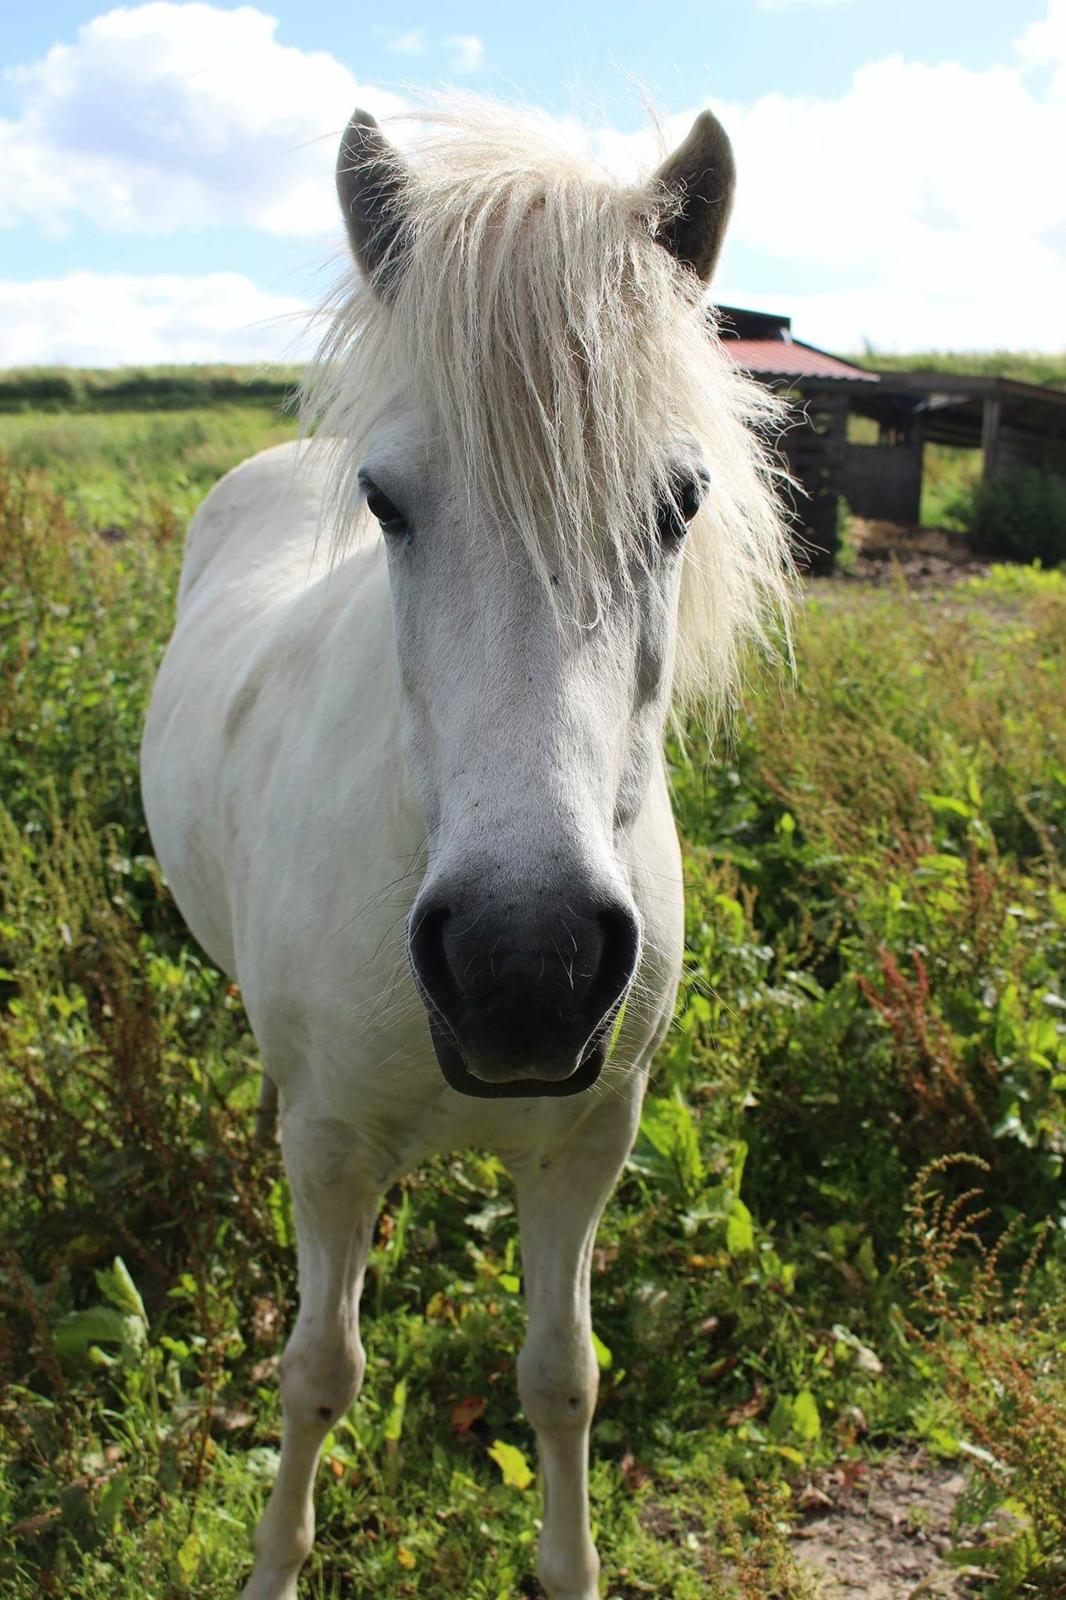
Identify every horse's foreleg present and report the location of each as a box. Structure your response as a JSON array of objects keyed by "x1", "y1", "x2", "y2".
[
  {"x1": 242, "y1": 1115, "x2": 379, "y2": 1600},
  {"x1": 513, "y1": 1108, "x2": 637, "y2": 1600}
]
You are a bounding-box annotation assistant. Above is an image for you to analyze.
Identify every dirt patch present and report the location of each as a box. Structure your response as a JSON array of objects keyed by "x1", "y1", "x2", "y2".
[
  {"x1": 840, "y1": 519, "x2": 990, "y2": 589},
  {"x1": 793, "y1": 1451, "x2": 976, "y2": 1599}
]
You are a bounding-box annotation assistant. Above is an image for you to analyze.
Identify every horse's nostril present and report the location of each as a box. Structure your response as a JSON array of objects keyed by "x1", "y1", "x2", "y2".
[
  {"x1": 592, "y1": 900, "x2": 641, "y2": 1010},
  {"x1": 409, "y1": 903, "x2": 459, "y2": 1010},
  {"x1": 412, "y1": 893, "x2": 640, "y2": 1014}
]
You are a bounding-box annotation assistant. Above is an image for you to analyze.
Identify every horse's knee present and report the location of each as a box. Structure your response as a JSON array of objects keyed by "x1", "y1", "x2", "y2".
[
  {"x1": 278, "y1": 1331, "x2": 365, "y2": 1431},
  {"x1": 251, "y1": 1504, "x2": 315, "y2": 1577},
  {"x1": 517, "y1": 1338, "x2": 597, "y2": 1438},
  {"x1": 538, "y1": 1544, "x2": 600, "y2": 1600}
]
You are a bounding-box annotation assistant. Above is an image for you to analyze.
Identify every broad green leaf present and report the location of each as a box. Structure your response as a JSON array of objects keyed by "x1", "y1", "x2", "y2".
[
  {"x1": 768, "y1": 1394, "x2": 793, "y2": 1439},
  {"x1": 917, "y1": 853, "x2": 965, "y2": 876},
  {"x1": 855, "y1": 1236, "x2": 879, "y2": 1283},
  {"x1": 267, "y1": 1179, "x2": 294, "y2": 1249},
  {"x1": 97, "y1": 1469, "x2": 130, "y2": 1533},
  {"x1": 925, "y1": 1426, "x2": 960, "y2": 1458},
  {"x1": 725, "y1": 1198, "x2": 755, "y2": 1257},
  {"x1": 591, "y1": 1330, "x2": 613, "y2": 1371},
  {"x1": 792, "y1": 1389, "x2": 821, "y2": 1441},
  {"x1": 54, "y1": 1306, "x2": 145, "y2": 1365},
  {"x1": 606, "y1": 999, "x2": 628, "y2": 1059},
  {"x1": 176, "y1": 1533, "x2": 203, "y2": 1582},
  {"x1": 488, "y1": 1439, "x2": 534, "y2": 1490},
  {"x1": 730, "y1": 1140, "x2": 748, "y2": 1194},
  {"x1": 95, "y1": 1257, "x2": 147, "y2": 1323},
  {"x1": 713, "y1": 893, "x2": 746, "y2": 944},
  {"x1": 383, "y1": 1378, "x2": 408, "y2": 1443},
  {"x1": 921, "y1": 792, "x2": 972, "y2": 818},
  {"x1": 639, "y1": 1096, "x2": 704, "y2": 1194}
]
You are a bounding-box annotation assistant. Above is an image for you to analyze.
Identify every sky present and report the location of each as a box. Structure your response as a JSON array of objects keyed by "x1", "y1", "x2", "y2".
[{"x1": 1, "y1": 0, "x2": 1064, "y2": 365}]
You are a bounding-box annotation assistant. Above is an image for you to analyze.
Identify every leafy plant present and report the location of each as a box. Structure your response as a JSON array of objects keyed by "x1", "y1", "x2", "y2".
[{"x1": 951, "y1": 466, "x2": 1066, "y2": 567}]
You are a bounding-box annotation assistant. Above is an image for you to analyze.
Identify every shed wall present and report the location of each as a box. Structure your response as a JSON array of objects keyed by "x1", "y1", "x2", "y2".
[{"x1": 842, "y1": 439, "x2": 923, "y2": 523}]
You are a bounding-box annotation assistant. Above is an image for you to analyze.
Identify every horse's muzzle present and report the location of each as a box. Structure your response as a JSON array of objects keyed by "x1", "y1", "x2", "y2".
[{"x1": 409, "y1": 894, "x2": 640, "y2": 1098}]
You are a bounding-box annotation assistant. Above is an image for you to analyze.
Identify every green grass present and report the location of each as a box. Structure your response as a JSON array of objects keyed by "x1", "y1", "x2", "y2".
[
  {"x1": 850, "y1": 350, "x2": 1066, "y2": 389},
  {"x1": 0, "y1": 365, "x2": 302, "y2": 414},
  {"x1": 0, "y1": 405, "x2": 297, "y2": 530},
  {"x1": 1, "y1": 416, "x2": 1064, "y2": 1599},
  {"x1": 1, "y1": 348, "x2": 1061, "y2": 424}
]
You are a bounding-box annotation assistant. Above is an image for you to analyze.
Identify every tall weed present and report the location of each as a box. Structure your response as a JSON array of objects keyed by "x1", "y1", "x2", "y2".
[{"x1": 905, "y1": 1158, "x2": 1066, "y2": 1597}]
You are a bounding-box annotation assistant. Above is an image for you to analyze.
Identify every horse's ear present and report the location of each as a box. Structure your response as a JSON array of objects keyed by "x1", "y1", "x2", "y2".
[
  {"x1": 652, "y1": 110, "x2": 736, "y2": 284},
  {"x1": 337, "y1": 109, "x2": 410, "y2": 292}
]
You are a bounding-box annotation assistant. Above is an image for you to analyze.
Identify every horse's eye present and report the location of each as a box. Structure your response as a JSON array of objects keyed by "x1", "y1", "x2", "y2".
[
  {"x1": 363, "y1": 480, "x2": 407, "y2": 534},
  {"x1": 656, "y1": 471, "x2": 706, "y2": 542}
]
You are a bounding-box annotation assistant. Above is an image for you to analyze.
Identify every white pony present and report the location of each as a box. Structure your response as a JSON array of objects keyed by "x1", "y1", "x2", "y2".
[{"x1": 141, "y1": 98, "x2": 790, "y2": 1600}]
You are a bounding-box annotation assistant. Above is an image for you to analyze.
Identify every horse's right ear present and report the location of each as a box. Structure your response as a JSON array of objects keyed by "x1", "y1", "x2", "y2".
[{"x1": 336, "y1": 109, "x2": 410, "y2": 292}]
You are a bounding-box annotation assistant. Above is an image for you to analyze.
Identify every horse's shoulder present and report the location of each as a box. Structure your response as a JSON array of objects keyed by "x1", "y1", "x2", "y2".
[
  {"x1": 177, "y1": 440, "x2": 326, "y2": 607},
  {"x1": 190, "y1": 439, "x2": 322, "y2": 530}
]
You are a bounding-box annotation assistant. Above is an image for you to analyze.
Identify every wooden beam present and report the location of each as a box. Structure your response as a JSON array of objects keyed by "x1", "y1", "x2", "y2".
[{"x1": 981, "y1": 396, "x2": 1002, "y2": 484}]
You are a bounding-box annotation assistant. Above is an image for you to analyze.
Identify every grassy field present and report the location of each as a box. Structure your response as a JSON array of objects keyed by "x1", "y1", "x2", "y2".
[
  {"x1": 7, "y1": 352, "x2": 1064, "y2": 543},
  {"x1": 0, "y1": 349, "x2": 1061, "y2": 412},
  {"x1": 850, "y1": 351, "x2": 1066, "y2": 389},
  {"x1": 1, "y1": 404, "x2": 1064, "y2": 1600}
]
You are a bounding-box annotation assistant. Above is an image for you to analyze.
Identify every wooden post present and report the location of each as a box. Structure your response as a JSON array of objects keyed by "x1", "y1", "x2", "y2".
[{"x1": 981, "y1": 395, "x2": 1002, "y2": 485}]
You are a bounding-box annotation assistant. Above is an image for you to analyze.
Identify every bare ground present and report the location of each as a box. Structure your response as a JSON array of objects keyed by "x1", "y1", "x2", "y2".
[
  {"x1": 794, "y1": 1451, "x2": 980, "y2": 1600},
  {"x1": 838, "y1": 519, "x2": 990, "y2": 590}
]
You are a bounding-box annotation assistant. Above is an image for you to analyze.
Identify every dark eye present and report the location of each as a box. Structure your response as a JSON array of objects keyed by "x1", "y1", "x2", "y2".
[
  {"x1": 656, "y1": 470, "x2": 707, "y2": 543},
  {"x1": 361, "y1": 478, "x2": 408, "y2": 535}
]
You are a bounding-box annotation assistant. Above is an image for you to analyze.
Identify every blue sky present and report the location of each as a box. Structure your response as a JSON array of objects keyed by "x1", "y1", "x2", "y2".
[{"x1": 1, "y1": 0, "x2": 1063, "y2": 363}]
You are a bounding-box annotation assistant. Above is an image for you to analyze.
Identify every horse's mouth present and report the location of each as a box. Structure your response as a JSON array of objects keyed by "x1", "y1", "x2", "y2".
[{"x1": 425, "y1": 1013, "x2": 608, "y2": 1099}]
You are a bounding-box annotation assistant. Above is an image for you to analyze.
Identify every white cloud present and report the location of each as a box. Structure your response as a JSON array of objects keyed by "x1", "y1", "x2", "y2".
[
  {"x1": 1016, "y1": 0, "x2": 1066, "y2": 95},
  {"x1": 384, "y1": 28, "x2": 427, "y2": 56},
  {"x1": 0, "y1": 272, "x2": 311, "y2": 365},
  {"x1": 717, "y1": 57, "x2": 1066, "y2": 272},
  {"x1": 559, "y1": 26, "x2": 1066, "y2": 352},
  {"x1": 2, "y1": 2, "x2": 1066, "y2": 354},
  {"x1": 444, "y1": 34, "x2": 485, "y2": 74},
  {"x1": 0, "y1": 3, "x2": 404, "y2": 236},
  {"x1": 725, "y1": 285, "x2": 1066, "y2": 357},
  {"x1": 707, "y1": 46, "x2": 1066, "y2": 349}
]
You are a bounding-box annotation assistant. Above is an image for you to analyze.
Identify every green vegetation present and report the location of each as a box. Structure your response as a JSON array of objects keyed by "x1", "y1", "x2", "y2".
[
  {"x1": 949, "y1": 466, "x2": 1066, "y2": 568},
  {"x1": 2, "y1": 348, "x2": 1061, "y2": 424},
  {"x1": 917, "y1": 443, "x2": 979, "y2": 531},
  {"x1": 0, "y1": 366, "x2": 301, "y2": 415},
  {"x1": 1, "y1": 412, "x2": 1064, "y2": 1599},
  {"x1": 0, "y1": 405, "x2": 296, "y2": 531},
  {"x1": 852, "y1": 350, "x2": 1066, "y2": 390}
]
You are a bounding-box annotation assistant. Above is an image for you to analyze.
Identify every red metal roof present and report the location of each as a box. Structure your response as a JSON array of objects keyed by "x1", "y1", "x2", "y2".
[{"x1": 724, "y1": 338, "x2": 878, "y2": 383}]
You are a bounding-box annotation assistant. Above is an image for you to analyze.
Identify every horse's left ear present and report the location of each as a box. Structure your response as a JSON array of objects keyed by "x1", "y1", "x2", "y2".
[
  {"x1": 337, "y1": 109, "x2": 410, "y2": 292},
  {"x1": 652, "y1": 110, "x2": 736, "y2": 284}
]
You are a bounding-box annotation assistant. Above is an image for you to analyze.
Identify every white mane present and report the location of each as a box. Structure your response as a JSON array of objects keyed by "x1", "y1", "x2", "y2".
[{"x1": 302, "y1": 97, "x2": 794, "y2": 716}]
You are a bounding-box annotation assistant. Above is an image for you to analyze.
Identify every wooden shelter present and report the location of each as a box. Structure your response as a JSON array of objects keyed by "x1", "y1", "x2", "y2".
[{"x1": 718, "y1": 305, "x2": 1066, "y2": 572}]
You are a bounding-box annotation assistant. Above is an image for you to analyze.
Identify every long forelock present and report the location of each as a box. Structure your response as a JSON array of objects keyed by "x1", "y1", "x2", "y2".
[{"x1": 302, "y1": 100, "x2": 794, "y2": 719}]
